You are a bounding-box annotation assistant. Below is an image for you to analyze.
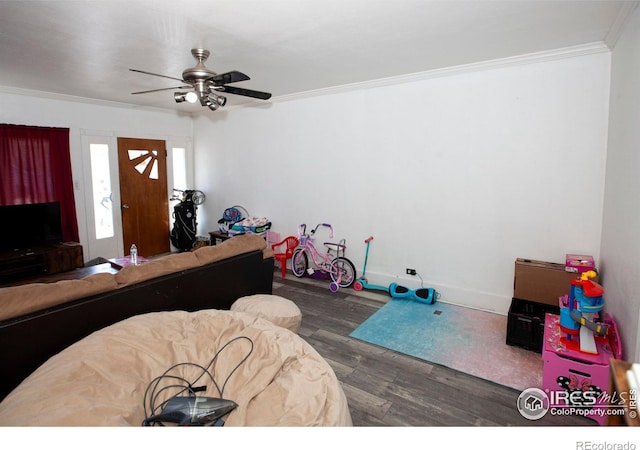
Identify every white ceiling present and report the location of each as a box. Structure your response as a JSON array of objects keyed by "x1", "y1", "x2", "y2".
[{"x1": 0, "y1": 0, "x2": 637, "y2": 113}]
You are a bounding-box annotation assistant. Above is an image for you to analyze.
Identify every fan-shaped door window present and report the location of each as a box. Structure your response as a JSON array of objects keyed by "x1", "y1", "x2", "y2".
[{"x1": 128, "y1": 149, "x2": 159, "y2": 180}]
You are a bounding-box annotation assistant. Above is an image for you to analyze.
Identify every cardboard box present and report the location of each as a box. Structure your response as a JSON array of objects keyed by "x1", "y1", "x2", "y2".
[
  {"x1": 513, "y1": 258, "x2": 596, "y2": 306},
  {"x1": 565, "y1": 254, "x2": 595, "y2": 274}
]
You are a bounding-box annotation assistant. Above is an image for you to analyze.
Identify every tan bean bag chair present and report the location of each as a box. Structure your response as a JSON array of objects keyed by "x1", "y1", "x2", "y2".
[
  {"x1": 0, "y1": 310, "x2": 352, "y2": 426},
  {"x1": 231, "y1": 294, "x2": 302, "y2": 334}
]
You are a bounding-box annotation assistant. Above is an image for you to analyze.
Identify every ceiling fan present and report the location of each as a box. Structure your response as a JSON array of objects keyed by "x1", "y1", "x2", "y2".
[{"x1": 130, "y1": 48, "x2": 272, "y2": 111}]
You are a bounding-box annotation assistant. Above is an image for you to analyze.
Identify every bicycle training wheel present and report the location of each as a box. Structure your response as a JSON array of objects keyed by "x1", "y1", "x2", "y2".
[
  {"x1": 330, "y1": 257, "x2": 356, "y2": 288},
  {"x1": 291, "y1": 249, "x2": 308, "y2": 278}
]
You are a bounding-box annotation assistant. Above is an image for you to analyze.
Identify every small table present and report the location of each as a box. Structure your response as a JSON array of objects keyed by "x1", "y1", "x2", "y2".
[
  {"x1": 0, "y1": 262, "x2": 118, "y2": 287},
  {"x1": 108, "y1": 255, "x2": 149, "y2": 269},
  {"x1": 209, "y1": 231, "x2": 232, "y2": 246}
]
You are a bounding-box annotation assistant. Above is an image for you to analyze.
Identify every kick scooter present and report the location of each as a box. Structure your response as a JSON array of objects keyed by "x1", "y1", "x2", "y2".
[
  {"x1": 353, "y1": 236, "x2": 438, "y2": 304},
  {"x1": 353, "y1": 236, "x2": 392, "y2": 295}
]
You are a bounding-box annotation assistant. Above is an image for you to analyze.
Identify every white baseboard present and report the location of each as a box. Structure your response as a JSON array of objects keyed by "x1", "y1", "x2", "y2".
[{"x1": 364, "y1": 271, "x2": 511, "y2": 315}]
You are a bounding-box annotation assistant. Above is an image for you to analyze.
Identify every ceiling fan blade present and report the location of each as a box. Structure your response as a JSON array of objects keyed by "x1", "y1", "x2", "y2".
[
  {"x1": 219, "y1": 85, "x2": 272, "y2": 100},
  {"x1": 129, "y1": 68, "x2": 186, "y2": 83},
  {"x1": 131, "y1": 86, "x2": 192, "y2": 95},
  {"x1": 210, "y1": 70, "x2": 250, "y2": 85}
]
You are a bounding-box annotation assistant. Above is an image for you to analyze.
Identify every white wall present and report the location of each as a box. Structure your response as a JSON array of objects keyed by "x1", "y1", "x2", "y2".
[
  {"x1": 600, "y1": 5, "x2": 640, "y2": 361},
  {"x1": 0, "y1": 47, "x2": 614, "y2": 318},
  {"x1": 193, "y1": 49, "x2": 611, "y2": 314},
  {"x1": 0, "y1": 92, "x2": 193, "y2": 260}
]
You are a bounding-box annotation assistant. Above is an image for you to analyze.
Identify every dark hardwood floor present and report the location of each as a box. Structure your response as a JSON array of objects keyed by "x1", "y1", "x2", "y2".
[{"x1": 271, "y1": 270, "x2": 596, "y2": 427}]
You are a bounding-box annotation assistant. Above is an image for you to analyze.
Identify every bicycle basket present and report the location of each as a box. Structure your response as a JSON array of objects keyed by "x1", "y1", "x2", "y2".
[{"x1": 300, "y1": 236, "x2": 314, "y2": 246}]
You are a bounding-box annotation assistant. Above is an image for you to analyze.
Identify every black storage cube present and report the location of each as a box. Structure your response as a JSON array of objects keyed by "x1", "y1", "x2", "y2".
[{"x1": 506, "y1": 298, "x2": 559, "y2": 353}]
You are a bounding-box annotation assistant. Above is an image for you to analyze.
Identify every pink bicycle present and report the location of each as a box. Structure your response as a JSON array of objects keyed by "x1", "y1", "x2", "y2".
[{"x1": 291, "y1": 223, "x2": 356, "y2": 292}]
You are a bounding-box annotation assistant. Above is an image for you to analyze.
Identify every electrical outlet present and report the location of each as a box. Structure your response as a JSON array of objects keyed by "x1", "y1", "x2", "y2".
[{"x1": 406, "y1": 268, "x2": 416, "y2": 276}]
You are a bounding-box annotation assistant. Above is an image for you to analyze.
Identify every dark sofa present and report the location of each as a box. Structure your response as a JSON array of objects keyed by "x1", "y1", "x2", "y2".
[{"x1": 0, "y1": 234, "x2": 274, "y2": 400}]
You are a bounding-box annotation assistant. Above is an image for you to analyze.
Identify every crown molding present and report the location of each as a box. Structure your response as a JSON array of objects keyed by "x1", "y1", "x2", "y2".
[
  {"x1": 604, "y1": 1, "x2": 640, "y2": 49},
  {"x1": 275, "y1": 42, "x2": 611, "y2": 104},
  {"x1": 0, "y1": 85, "x2": 193, "y2": 115}
]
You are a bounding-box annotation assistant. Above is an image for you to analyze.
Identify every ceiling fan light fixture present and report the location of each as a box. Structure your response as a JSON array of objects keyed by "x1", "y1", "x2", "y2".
[
  {"x1": 208, "y1": 93, "x2": 227, "y2": 107},
  {"x1": 185, "y1": 92, "x2": 198, "y2": 103},
  {"x1": 131, "y1": 48, "x2": 272, "y2": 111}
]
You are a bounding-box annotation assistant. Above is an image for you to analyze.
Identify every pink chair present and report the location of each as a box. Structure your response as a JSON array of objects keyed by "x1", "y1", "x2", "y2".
[{"x1": 272, "y1": 236, "x2": 299, "y2": 279}]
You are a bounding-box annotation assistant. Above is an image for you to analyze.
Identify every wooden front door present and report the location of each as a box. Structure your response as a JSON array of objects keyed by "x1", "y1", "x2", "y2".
[{"x1": 117, "y1": 137, "x2": 170, "y2": 257}]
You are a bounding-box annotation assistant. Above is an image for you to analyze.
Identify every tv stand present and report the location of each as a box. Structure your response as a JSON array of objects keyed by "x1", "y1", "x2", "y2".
[{"x1": 0, "y1": 243, "x2": 83, "y2": 284}]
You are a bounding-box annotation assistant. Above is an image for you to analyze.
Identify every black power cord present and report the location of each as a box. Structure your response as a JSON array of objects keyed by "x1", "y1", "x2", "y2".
[{"x1": 142, "y1": 335, "x2": 254, "y2": 426}]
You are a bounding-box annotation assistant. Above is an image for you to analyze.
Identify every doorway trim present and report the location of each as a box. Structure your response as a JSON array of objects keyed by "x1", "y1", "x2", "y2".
[{"x1": 79, "y1": 130, "x2": 193, "y2": 261}]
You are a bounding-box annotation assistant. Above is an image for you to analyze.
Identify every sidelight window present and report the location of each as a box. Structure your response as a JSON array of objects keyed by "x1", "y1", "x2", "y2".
[{"x1": 89, "y1": 143, "x2": 115, "y2": 239}]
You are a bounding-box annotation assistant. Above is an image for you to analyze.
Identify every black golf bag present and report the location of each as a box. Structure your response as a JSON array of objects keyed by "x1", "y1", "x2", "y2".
[{"x1": 170, "y1": 190, "x2": 203, "y2": 252}]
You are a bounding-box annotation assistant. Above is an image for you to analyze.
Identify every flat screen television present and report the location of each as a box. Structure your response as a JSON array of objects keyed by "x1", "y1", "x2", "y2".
[{"x1": 0, "y1": 202, "x2": 64, "y2": 251}]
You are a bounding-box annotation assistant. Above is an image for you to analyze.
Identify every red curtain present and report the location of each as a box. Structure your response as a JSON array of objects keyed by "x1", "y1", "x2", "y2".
[{"x1": 0, "y1": 124, "x2": 79, "y2": 243}]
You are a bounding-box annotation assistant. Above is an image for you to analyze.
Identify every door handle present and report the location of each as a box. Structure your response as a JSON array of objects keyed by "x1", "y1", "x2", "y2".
[{"x1": 122, "y1": 204, "x2": 130, "y2": 209}]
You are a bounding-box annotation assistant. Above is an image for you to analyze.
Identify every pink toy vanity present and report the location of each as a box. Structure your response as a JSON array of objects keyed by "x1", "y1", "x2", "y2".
[{"x1": 542, "y1": 313, "x2": 621, "y2": 425}]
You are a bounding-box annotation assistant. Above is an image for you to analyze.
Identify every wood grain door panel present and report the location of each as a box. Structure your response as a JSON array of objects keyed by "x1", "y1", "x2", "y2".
[{"x1": 117, "y1": 137, "x2": 170, "y2": 257}]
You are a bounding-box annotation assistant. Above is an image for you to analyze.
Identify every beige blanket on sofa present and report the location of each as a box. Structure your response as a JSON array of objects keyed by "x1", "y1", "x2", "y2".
[{"x1": 0, "y1": 310, "x2": 352, "y2": 426}]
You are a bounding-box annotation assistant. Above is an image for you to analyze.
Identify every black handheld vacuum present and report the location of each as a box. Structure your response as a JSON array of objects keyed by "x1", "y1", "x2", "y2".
[{"x1": 142, "y1": 396, "x2": 238, "y2": 426}]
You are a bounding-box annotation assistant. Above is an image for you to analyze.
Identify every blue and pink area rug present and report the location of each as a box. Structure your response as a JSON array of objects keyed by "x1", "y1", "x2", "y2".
[{"x1": 350, "y1": 299, "x2": 542, "y2": 391}]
